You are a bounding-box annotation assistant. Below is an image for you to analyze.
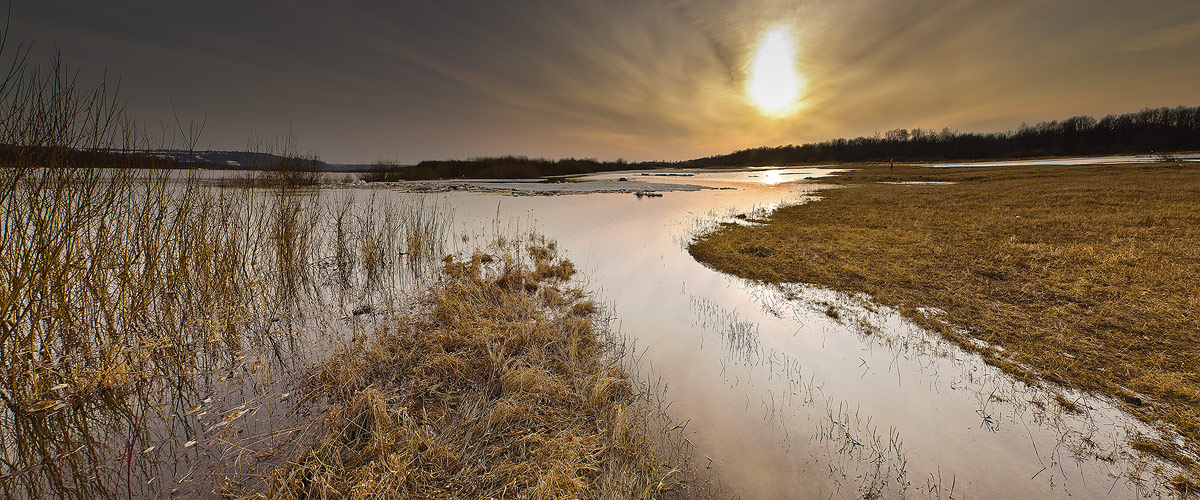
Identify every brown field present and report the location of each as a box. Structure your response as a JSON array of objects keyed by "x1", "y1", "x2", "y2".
[{"x1": 689, "y1": 161, "x2": 1200, "y2": 492}]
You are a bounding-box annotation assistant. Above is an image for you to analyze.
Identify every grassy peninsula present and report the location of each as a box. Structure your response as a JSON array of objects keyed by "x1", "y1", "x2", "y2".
[
  {"x1": 242, "y1": 241, "x2": 682, "y2": 499},
  {"x1": 689, "y1": 161, "x2": 1200, "y2": 493}
]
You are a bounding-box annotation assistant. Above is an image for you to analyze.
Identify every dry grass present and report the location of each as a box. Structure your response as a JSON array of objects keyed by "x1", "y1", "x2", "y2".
[
  {"x1": 689, "y1": 162, "x2": 1200, "y2": 488},
  {"x1": 0, "y1": 48, "x2": 450, "y2": 494},
  {"x1": 0, "y1": 165, "x2": 452, "y2": 498},
  {"x1": 241, "y1": 239, "x2": 679, "y2": 499},
  {"x1": 0, "y1": 21, "x2": 684, "y2": 500}
]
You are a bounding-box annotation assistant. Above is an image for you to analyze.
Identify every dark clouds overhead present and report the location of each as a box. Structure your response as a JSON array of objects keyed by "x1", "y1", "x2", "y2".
[{"x1": 10, "y1": 0, "x2": 1200, "y2": 162}]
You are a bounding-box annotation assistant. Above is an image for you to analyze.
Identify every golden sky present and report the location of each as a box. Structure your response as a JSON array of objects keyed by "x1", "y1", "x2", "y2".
[{"x1": 16, "y1": 0, "x2": 1200, "y2": 163}]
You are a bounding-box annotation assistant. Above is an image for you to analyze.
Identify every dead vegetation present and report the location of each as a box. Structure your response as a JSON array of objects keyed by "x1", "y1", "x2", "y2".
[
  {"x1": 0, "y1": 28, "x2": 454, "y2": 498},
  {"x1": 240, "y1": 239, "x2": 680, "y2": 500},
  {"x1": 689, "y1": 162, "x2": 1200, "y2": 489},
  {"x1": 0, "y1": 16, "x2": 694, "y2": 499},
  {"x1": 0, "y1": 24, "x2": 687, "y2": 498},
  {"x1": 0, "y1": 165, "x2": 454, "y2": 498}
]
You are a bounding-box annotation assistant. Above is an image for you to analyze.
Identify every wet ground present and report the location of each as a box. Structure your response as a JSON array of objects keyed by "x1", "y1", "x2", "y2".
[
  {"x1": 142, "y1": 165, "x2": 1189, "y2": 498},
  {"x1": 383, "y1": 166, "x2": 1184, "y2": 499}
]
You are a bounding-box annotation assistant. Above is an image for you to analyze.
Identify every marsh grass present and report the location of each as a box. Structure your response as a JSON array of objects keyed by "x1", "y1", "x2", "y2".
[
  {"x1": 236, "y1": 236, "x2": 684, "y2": 500},
  {"x1": 689, "y1": 162, "x2": 1200, "y2": 490},
  {"x1": 0, "y1": 25, "x2": 690, "y2": 498},
  {"x1": 0, "y1": 32, "x2": 457, "y2": 497},
  {"x1": 0, "y1": 163, "x2": 455, "y2": 498},
  {"x1": 245, "y1": 130, "x2": 326, "y2": 189}
]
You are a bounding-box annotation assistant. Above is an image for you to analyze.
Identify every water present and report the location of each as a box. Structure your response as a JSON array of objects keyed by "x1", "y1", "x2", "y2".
[
  {"x1": 71, "y1": 167, "x2": 1180, "y2": 498},
  {"x1": 371, "y1": 167, "x2": 1182, "y2": 499}
]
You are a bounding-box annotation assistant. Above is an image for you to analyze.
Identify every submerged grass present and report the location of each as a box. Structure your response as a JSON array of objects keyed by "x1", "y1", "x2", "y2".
[
  {"x1": 689, "y1": 162, "x2": 1200, "y2": 488},
  {"x1": 241, "y1": 238, "x2": 679, "y2": 499},
  {"x1": 0, "y1": 165, "x2": 453, "y2": 499}
]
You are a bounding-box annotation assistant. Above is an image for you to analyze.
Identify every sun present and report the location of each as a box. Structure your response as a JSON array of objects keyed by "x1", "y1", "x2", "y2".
[{"x1": 747, "y1": 26, "x2": 803, "y2": 116}]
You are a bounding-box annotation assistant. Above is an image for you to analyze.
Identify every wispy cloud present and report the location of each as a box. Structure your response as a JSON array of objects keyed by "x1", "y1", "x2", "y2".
[
  {"x1": 1122, "y1": 19, "x2": 1200, "y2": 52},
  {"x1": 13, "y1": 0, "x2": 1200, "y2": 162}
]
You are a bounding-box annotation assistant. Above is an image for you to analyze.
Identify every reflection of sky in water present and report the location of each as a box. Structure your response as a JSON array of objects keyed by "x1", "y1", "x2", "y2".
[{"x1": 335, "y1": 168, "x2": 1181, "y2": 499}]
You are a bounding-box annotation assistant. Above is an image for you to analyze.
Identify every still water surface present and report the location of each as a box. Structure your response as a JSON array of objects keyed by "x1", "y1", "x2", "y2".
[{"x1": 395, "y1": 167, "x2": 1176, "y2": 499}]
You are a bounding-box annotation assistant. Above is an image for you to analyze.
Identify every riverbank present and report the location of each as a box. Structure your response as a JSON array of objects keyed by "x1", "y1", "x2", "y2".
[{"x1": 688, "y1": 162, "x2": 1200, "y2": 494}]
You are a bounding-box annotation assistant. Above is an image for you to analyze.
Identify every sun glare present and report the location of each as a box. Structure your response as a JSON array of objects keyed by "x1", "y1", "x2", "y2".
[
  {"x1": 761, "y1": 170, "x2": 784, "y2": 185},
  {"x1": 747, "y1": 26, "x2": 802, "y2": 116}
]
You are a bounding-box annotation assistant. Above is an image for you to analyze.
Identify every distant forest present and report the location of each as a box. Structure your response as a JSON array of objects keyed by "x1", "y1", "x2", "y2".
[
  {"x1": 364, "y1": 157, "x2": 663, "y2": 181},
  {"x1": 11, "y1": 106, "x2": 1193, "y2": 178},
  {"x1": 683, "y1": 106, "x2": 1200, "y2": 167},
  {"x1": 366, "y1": 106, "x2": 1199, "y2": 180},
  {"x1": 0, "y1": 145, "x2": 180, "y2": 170}
]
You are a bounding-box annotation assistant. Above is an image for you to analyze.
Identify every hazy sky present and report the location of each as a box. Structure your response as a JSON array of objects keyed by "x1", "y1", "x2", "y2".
[{"x1": 11, "y1": 0, "x2": 1200, "y2": 163}]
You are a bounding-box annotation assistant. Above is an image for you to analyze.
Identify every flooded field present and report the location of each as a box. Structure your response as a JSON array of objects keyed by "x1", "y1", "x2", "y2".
[
  {"x1": 0, "y1": 169, "x2": 454, "y2": 498},
  {"x1": 2, "y1": 166, "x2": 1187, "y2": 499},
  {"x1": 375, "y1": 167, "x2": 1185, "y2": 499},
  {"x1": 8, "y1": 5, "x2": 1200, "y2": 496}
]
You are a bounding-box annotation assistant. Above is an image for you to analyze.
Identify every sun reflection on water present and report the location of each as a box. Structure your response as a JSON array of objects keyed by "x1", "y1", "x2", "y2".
[{"x1": 761, "y1": 170, "x2": 784, "y2": 185}]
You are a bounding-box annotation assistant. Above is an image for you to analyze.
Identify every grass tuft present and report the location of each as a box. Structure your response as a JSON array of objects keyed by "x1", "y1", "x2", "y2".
[{"x1": 241, "y1": 242, "x2": 677, "y2": 499}]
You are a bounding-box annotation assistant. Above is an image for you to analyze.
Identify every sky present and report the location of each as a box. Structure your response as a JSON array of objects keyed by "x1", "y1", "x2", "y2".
[{"x1": 9, "y1": 0, "x2": 1200, "y2": 163}]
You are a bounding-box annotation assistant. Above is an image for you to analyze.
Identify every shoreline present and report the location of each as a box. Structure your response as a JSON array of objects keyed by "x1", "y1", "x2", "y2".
[{"x1": 688, "y1": 161, "x2": 1200, "y2": 494}]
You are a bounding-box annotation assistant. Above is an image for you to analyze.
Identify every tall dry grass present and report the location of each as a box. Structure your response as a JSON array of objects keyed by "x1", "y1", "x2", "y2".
[
  {"x1": 0, "y1": 170, "x2": 453, "y2": 499},
  {"x1": 0, "y1": 29, "x2": 453, "y2": 498}
]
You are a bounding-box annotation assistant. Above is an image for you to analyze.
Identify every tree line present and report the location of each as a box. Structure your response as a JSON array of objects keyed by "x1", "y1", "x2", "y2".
[
  {"x1": 367, "y1": 106, "x2": 1199, "y2": 180},
  {"x1": 683, "y1": 106, "x2": 1200, "y2": 167},
  {"x1": 364, "y1": 156, "x2": 663, "y2": 181}
]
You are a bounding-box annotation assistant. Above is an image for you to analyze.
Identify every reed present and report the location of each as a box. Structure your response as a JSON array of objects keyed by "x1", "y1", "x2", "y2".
[
  {"x1": 0, "y1": 162, "x2": 457, "y2": 499},
  {"x1": 0, "y1": 38, "x2": 453, "y2": 496}
]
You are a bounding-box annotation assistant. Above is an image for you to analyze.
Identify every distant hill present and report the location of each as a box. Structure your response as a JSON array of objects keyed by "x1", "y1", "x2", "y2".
[{"x1": 144, "y1": 150, "x2": 331, "y2": 171}]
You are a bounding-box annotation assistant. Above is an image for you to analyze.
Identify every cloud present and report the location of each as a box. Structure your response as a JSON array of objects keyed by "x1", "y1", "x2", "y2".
[
  {"x1": 1122, "y1": 19, "x2": 1200, "y2": 52},
  {"x1": 11, "y1": 0, "x2": 1200, "y2": 162}
]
